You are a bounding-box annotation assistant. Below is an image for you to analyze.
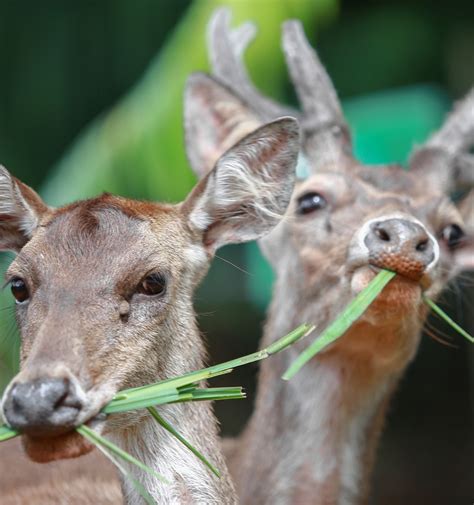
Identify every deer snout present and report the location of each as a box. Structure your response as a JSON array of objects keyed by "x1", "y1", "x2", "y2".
[
  {"x1": 2, "y1": 377, "x2": 84, "y2": 437},
  {"x1": 364, "y1": 218, "x2": 437, "y2": 280}
]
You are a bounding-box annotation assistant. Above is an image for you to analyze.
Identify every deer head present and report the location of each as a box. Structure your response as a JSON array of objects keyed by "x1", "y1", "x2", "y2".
[
  {"x1": 0, "y1": 109, "x2": 299, "y2": 465},
  {"x1": 187, "y1": 8, "x2": 474, "y2": 368}
]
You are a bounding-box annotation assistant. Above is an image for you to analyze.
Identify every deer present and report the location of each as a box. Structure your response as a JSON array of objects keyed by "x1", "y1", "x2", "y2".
[
  {"x1": 183, "y1": 8, "x2": 474, "y2": 505},
  {"x1": 0, "y1": 101, "x2": 300, "y2": 504}
]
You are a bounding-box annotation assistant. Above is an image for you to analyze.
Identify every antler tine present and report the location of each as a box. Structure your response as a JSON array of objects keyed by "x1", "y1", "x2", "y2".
[
  {"x1": 228, "y1": 20, "x2": 256, "y2": 58},
  {"x1": 282, "y1": 22, "x2": 347, "y2": 131},
  {"x1": 207, "y1": 7, "x2": 296, "y2": 122},
  {"x1": 410, "y1": 88, "x2": 474, "y2": 191},
  {"x1": 282, "y1": 21, "x2": 352, "y2": 166}
]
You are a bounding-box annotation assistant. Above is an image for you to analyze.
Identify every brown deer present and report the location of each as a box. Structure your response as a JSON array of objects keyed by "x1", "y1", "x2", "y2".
[
  {"x1": 184, "y1": 8, "x2": 474, "y2": 504},
  {"x1": 0, "y1": 105, "x2": 300, "y2": 504}
]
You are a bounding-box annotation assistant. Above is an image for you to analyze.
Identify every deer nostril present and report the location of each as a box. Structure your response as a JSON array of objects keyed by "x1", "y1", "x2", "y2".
[
  {"x1": 416, "y1": 239, "x2": 429, "y2": 252},
  {"x1": 374, "y1": 226, "x2": 391, "y2": 242},
  {"x1": 53, "y1": 388, "x2": 70, "y2": 410}
]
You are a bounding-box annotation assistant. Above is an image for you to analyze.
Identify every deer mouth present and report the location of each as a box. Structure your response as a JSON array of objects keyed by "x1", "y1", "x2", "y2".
[
  {"x1": 351, "y1": 265, "x2": 424, "y2": 311},
  {"x1": 1, "y1": 374, "x2": 113, "y2": 463}
]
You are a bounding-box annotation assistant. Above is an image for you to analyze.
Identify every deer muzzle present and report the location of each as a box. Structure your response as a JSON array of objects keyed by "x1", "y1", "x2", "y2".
[
  {"x1": 2, "y1": 376, "x2": 85, "y2": 437},
  {"x1": 363, "y1": 217, "x2": 438, "y2": 280}
]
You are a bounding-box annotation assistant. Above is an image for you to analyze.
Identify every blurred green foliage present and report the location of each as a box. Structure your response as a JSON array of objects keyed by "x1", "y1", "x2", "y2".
[{"x1": 42, "y1": 0, "x2": 335, "y2": 206}]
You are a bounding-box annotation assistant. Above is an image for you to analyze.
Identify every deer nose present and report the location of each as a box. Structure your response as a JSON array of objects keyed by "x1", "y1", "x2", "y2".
[
  {"x1": 3, "y1": 378, "x2": 83, "y2": 437},
  {"x1": 364, "y1": 218, "x2": 436, "y2": 280}
]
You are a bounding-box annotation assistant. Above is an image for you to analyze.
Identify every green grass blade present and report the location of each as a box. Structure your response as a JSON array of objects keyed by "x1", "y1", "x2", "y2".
[
  {"x1": 104, "y1": 391, "x2": 185, "y2": 414},
  {"x1": 113, "y1": 323, "x2": 311, "y2": 403},
  {"x1": 424, "y1": 296, "x2": 474, "y2": 343},
  {"x1": 172, "y1": 323, "x2": 310, "y2": 379},
  {"x1": 147, "y1": 407, "x2": 220, "y2": 478},
  {"x1": 283, "y1": 270, "x2": 396, "y2": 380},
  {"x1": 186, "y1": 387, "x2": 245, "y2": 402},
  {"x1": 266, "y1": 323, "x2": 316, "y2": 355},
  {"x1": 105, "y1": 387, "x2": 244, "y2": 414},
  {"x1": 76, "y1": 425, "x2": 169, "y2": 484},
  {"x1": 116, "y1": 369, "x2": 234, "y2": 399},
  {"x1": 0, "y1": 424, "x2": 18, "y2": 442}
]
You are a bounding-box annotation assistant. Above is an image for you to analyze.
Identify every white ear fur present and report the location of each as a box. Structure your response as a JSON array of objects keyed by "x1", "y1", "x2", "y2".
[
  {"x1": 183, "y1": 117, "x2": 300, "y2": 253},
  {"x1": 0, "y1": 166, "x2": 49, "y2": 251}
]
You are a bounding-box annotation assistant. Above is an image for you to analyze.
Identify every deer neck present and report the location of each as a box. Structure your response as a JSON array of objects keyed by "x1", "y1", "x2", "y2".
[
  {"x1": 232, "y1": 274, "x2": 420, "y2": 505},
  {"x1": 109, "y1": 312, "x2": 237, "y2": 505}
]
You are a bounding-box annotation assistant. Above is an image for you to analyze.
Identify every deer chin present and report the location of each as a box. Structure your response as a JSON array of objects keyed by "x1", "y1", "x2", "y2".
[
  {"x1": 22, "y1": 430, "x2": 94, "y2": 463},
  {"x1": 19, "y1": 412, "x2": 108, "y2": 463},
  {"x1": 351, "y1": 265, "x2": 422, "y2": 312}
]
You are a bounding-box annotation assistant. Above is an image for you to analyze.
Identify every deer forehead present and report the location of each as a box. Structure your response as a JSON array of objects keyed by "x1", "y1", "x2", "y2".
[{"x1": 8, "y1": 195, "x2": 193, "y2": 286}]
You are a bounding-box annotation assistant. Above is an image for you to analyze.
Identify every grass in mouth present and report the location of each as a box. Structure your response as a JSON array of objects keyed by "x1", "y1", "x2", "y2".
[
  {"x1": 283, "y1": 270, "x2": 396, "y2": 380},
  {"x1": 284, "y1": 270, "x2": 473, "y2": 380},
  {"x1": 0, "y1": 323, "x2": 313, "y2": 502}
]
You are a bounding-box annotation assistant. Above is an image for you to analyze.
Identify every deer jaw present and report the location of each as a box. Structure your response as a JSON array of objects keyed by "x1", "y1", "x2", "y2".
[{"x1": 0, "y1": 114, "x2": 300, "y2": 503}]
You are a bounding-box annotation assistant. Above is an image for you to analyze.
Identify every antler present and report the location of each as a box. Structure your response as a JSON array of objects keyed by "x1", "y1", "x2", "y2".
[
  {"x1": 207, "y1": 8, "x2": 354, "y2": 172},
  {"x1": 207, "y1": 7, "x2": 295, "y2": 122},
  {"x1": 410, "y1": 89, "x2": 474, "y2": 192},
  {"x1": 281, "y1": 21, "x2": 353, "y2": 168}
]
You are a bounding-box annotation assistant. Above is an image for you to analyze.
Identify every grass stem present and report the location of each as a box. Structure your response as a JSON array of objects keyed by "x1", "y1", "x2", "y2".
[
  {"x1": 423, "y1": 296, "x2": 473, "y2": 343},
  {"x1": 283, "y1": 270, "x2": 396, "y2": 380}
]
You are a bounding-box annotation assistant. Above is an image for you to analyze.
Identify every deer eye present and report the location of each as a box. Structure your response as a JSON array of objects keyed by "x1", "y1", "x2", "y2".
[
  {"x1": 296, "y1": 192, "x2": 327, "y2": 215},
  {"x1": 137, "y1": 273, "x2": 166, "y2": 297},
  {"x1": 11, "y1": 277, "x2": 29, "y2": 304},
  {"x1": 441, "y1": 224, "x2": 465, "y2": 249}
]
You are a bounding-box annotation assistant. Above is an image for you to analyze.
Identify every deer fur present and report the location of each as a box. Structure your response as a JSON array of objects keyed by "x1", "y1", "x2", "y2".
[
  {"x1": 0, "y1": 106, "x2": 300, "y2": 504},
  {"x1": 184, "y1": 8, "x2": 474, "y2": 505}
]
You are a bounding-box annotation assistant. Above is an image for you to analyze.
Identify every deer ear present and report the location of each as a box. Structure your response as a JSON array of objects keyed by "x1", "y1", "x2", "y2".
[
  {"x1": 453, "y1": 190, "x2": 474, "y2": 270},
  {"x1": 0, "y1": 166, "x2": 49, "y2": 252},
  {"x1": 182, "y1": 117, "x2": 299, "y2": 253},
  {"x1": 184, "y1": 73, "x2": 261, "y2": 179}
]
